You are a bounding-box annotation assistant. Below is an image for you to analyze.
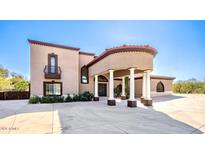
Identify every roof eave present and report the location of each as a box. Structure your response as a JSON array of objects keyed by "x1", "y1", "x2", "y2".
[{"x1": 28, "y1": 39, "x2": 80, "y2": 51}]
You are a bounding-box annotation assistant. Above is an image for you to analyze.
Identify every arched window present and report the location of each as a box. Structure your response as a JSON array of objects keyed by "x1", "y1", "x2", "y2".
[
  {"x1": 97, "y1": 75, "x2": 108, "y2": 82},
  {"x1": 156, "y1": 81, "x2": 165, "y2": 92},
  {"x1": 81, "y1": 66, "x2": 89, "y2": 84}
]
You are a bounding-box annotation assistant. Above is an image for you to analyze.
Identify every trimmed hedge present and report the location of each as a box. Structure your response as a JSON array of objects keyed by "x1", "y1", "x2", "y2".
[
  {"x1": 65, "y1": 94, "x2": 72, "y2": 102},
  {"x1": 29, "y1": 91, "x2": 94, "y2": 104},
  {"x1": 29, "y1": 95, "x2": 40, "y2": 104},
  {"x1": 40, "y1": 96, "x2": 64, "y2": 103}
]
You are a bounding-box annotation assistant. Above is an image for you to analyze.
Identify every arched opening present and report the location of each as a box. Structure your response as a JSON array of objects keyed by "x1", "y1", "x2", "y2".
[
  {"x1": 98, "y1": 75, "x2": 108, "y2": 82},
  {"x1": 156, "y1": 81, "x2": 165, "y2": 92}
]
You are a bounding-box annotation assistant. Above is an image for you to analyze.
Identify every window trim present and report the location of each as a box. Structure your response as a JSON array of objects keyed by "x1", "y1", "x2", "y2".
[
  {"x1": 81, "y1": 65, "x2": 89, "y2": 84},
  {"x1": 93, "y1": 75, "x2": 108, "y2": 82},
  {"x1": 43, "y1": 81, "x2": 63, "y2": 96},
  {"x1": 48, "y1": 53, "x2": 58, "y2": 74}
]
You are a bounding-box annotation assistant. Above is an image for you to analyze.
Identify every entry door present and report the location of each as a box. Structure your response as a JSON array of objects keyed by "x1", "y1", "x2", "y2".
[{"x1": 98, "y1": 83, "x2": 107, "y2": 96}]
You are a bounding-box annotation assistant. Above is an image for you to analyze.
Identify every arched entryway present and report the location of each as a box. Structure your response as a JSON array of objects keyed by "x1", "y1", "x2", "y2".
[{"x1": 156, "y1": 81, "x2": 164, "y2": 92}]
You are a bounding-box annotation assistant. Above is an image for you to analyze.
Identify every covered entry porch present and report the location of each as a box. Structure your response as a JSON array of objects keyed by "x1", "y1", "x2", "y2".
[
  {"x1": 86, "y1": 45, "x2": 157, "y2": 107},
  {"x1": 93, "y1": 69, "x2": 152, "y2": 107}
]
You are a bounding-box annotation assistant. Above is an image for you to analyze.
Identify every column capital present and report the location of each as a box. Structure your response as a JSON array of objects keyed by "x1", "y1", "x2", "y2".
[
  {"x1": 128, "y1": 67, "x2": 136, "y2": 71},
  {"x1": 144, "y1": 70, "x2": 152, "y2": 73},
  {"x1": 108, "y1": 69, "x2": 114, "y2": 73}
]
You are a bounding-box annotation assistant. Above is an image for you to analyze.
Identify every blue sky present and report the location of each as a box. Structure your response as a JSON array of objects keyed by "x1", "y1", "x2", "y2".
[{"x1": 0, "y1": 20, "x2": 205, "y2": 81}]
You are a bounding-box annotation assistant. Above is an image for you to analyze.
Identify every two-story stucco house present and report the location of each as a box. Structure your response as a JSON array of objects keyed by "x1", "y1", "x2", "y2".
[{"x1": 29, "y1": 39, "x2": 175, "y2": 107}]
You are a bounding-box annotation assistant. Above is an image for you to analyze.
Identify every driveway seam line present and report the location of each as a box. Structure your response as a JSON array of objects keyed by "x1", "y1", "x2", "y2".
[
  {"x1": 8, "y1": 112, "x2": 17, "y2": 134},
  {"x1": 51, "y1": 104, "x2": 54, "y2": 134},
  {"x1": 111, "y1": 124, "x2": 129, "y2": 134}
]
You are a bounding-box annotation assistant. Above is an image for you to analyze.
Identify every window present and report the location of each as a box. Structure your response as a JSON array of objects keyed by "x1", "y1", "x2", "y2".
[
  {"x1": 44, "y1": 82, "x2": 62, "y2": 96},
  {"x1": 48, "y1": 53, "x2": 58, "y2": 74},
  {"x1": 81, "y1": 66, "x2": 89, "y2": 84},
  {"x1": 156, "y1": 81, "x2": 165, "y2": 92}
]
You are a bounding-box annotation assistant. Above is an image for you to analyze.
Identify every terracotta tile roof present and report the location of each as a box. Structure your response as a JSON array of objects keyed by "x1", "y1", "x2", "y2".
[
  {"x1": 87, "y1": 44, "x2": 157, "y2": 67},
  {"x1": 28, "y1": 39, "x2": 80, "y2": 50}
]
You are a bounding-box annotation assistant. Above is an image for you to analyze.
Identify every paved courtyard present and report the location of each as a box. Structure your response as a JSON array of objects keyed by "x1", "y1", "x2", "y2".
[{"x1": 0, "y1": 94, "x2": 205, "y2": 134}]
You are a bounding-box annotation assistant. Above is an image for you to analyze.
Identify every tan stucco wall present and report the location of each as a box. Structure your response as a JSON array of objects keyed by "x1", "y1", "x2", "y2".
[
  {"x1": 134, "y1": 78, "x2": 174, "y2": 97},
  {"x1": 89, "y1": 52, "x2": 154, "y2": 76},
  {"x1": 30, "y1": 44, "x2": 79, "y2": 96},
  {"x1": 151, "y1": 79, "x2": 173, "y2": 92},
  {"x1": 79, "y1": 54, "x2": 95, "y2": 94},
  {"x1": 135, "y1": 79, "x2": 143, "y2": 97},
  {"x1": 30, "y1": 42, "x2": 173, "y2": 97}
]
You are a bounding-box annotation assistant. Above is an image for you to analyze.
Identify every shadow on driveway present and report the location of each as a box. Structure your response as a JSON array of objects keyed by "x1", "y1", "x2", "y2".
[{"x1": 152, "y1": 95, "x2": 184, "y2": 103}]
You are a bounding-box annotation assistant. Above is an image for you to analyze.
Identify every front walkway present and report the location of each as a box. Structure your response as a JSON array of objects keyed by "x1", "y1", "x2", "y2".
[{"x1": 0, "y1": 94, "x2": 204, "y2": 134}]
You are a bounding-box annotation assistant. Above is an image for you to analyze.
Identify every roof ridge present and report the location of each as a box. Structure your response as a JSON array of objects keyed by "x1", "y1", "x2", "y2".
[
  {"x1": 105, "y1": 44, "x2": 156, "y2": 52},
  {"x1": 28, "y1": 39, "x2": 80, "y2": 51}
]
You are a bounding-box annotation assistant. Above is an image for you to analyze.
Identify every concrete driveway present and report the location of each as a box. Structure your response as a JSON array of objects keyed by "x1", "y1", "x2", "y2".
[{"x1": 0, "y1": 94, "x2": 204, "y2": 134}]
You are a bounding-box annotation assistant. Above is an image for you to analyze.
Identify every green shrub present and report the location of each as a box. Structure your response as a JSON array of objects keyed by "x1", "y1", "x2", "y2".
[
  {"x1": 114, "y1": 84, "x2": 122, "y2": 97},
  {"x1": 29, "y1": 96, "x2": 40, "y2": 104},
  {"x1": 80, "y1": 91, "x2": 94, "y2": 101},
  {"x1": 72, "y1": 94, "x2": 81, "y2": 102},
  {"x1": 65, "y1": 94, "x2": 73, "y2": 102},
  {"x1": 40, "y1": 96, "x2": 52, "y2": 103},
  {"x1": 29, "y1": 92, "x2": 94, "y2": 104},
  {"x1": 40, "y1": 96, "x2": 64, "y2": 103},
  {"x1": 54, "y1": 96, "x2": 64, "y2": 103}
]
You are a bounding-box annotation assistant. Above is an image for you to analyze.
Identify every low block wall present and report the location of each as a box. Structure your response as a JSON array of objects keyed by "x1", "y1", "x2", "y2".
[{"x1": 0, "y1": 91, "x2": 30, "y2": 100}]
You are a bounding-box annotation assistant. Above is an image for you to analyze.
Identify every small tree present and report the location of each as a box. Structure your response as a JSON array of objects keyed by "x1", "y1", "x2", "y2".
[
  {"x1": 0, "y1": 77, "x2": 12, "y2": 91},
  {"x1": 14, "y1": 80, "x2": 29, "y2": 91},
  {"x1": 0, "y1": 66, "x2": 9, "y2": 78}
]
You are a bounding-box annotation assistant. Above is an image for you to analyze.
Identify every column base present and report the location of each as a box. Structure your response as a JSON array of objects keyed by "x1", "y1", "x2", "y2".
[
  {"x1": 143, "y1": 99, "x2": 152, "y2": 106},
  {"x1": 121, "y1": 95, "x2": 126, "y2": 100},
  {"x1": 107, "y1": 99, "x2": 116, "y2": 106},
  {"x1": 127, "y1": 100, "x2": 137, "y2": 107},
  {"x1": 140, "y1": 97, "x2": 144, "y2": 104},
  {"x1": 94, "y1": 97, "x2": 99, "y2": 101}
]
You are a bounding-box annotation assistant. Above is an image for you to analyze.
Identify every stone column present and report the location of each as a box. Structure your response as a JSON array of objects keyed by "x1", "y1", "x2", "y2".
[
  {"x1": 121, "y1": 76, "x2": 126, "y2": 100},
  {"x1": 141, "y1": 72, "x2": 147, "y2": 103},
  {"x1": 108, "y1": 70, "x2": 116, "y2": 106},
  {"x1": 127, "y1": 68, "x2": 137, "y2": 107},
  {"x1": 94, "y1": 75, "x2": 99, "y2": 101},
  {"x1": 144, "y1": 70, "x2": 152, "y2": 106}
]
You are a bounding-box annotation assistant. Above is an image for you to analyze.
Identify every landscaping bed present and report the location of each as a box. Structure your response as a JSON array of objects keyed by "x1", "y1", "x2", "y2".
[{"x1": 29, "y1": 91, "x2": 94, "y2": 104}]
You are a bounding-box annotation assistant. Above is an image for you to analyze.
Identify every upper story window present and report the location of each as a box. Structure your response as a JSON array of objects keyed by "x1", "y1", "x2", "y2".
[
  {"x1": 48, "y1": 53, "x2": 58, "y2": 73},
  {"x1": 81, "y1": 66, "x2": 89, "y2": 84}
]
